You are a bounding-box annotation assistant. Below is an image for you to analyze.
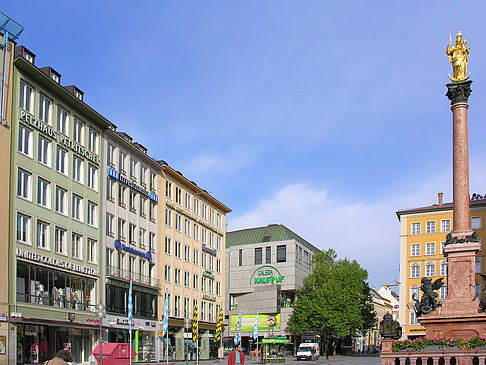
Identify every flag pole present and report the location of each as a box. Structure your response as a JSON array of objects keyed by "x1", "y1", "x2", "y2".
[
  {"x1": 197, "y1": 297, "x2": 199, "y2": 365},
  {"x1": 129, "y1": 279, "x2": 132, "y2": 365},
  {"x1": 166, "y1": 292, "x2": 169, "y2": 365}
]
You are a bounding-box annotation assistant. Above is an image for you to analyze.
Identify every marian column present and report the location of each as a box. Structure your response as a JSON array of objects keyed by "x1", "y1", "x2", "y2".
[{"x1": 420, "y1": 31, "x2": 486, "y2": 339}]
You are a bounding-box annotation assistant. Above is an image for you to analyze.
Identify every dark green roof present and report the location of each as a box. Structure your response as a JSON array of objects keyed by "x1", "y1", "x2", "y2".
[{"x1": 227, "y1": 224, "x2": 320, "y2": 253}]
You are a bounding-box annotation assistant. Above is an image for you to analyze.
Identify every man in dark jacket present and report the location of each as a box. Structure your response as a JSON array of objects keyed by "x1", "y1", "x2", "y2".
[{"x1": 228, "y1": 344, "x2": 245, "y2": 365}]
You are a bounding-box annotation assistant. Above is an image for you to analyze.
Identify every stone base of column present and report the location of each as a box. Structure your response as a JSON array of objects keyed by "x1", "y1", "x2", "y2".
[{"x1": 420, "y1": 312, "x2": 486, "y2": 339}]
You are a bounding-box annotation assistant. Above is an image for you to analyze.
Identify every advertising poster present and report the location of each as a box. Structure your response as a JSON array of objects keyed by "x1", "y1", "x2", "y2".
[{"x1": 230, "y1": 314, "x2": 280, "y2": 332}]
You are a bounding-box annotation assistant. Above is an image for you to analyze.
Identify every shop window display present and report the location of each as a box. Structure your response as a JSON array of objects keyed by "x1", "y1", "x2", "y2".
[
  {"x1": 106, "y1": 284, "x2": 157, "y2": 319},
  {"x1": 16, "y1": 261, "x2": 96, "y2": 311}
]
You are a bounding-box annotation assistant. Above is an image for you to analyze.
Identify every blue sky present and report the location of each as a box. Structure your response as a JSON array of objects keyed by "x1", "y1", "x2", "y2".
[{"x1": 4, "y1": 1, "x2": 486, "y2": 288}]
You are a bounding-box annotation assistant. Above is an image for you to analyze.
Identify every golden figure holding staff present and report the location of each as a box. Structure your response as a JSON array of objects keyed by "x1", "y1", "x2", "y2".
[{"x1": 446, "y1": 30, "x2": 470, "y2": 82}]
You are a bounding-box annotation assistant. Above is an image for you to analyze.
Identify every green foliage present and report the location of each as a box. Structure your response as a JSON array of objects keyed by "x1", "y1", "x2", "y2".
[{"x1": 287, "y1": 249, "x2": 377, "y2": 339}]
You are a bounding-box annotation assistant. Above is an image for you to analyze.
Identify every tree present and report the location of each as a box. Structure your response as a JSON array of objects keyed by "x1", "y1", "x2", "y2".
[{"x1": 288, "y1": 249, "x2": 377, "y2": 355}]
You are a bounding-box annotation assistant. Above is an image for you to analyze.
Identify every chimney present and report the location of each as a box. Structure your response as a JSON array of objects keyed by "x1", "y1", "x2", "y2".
[{"x1": 438, "y1": 192, "x2": 443, "y2": 206}]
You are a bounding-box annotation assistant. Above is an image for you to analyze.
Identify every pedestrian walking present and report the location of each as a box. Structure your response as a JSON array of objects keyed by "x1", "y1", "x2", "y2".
[
  {"x1": 228, "y1": 344, "x2": 245, "y2": 365},
  {"x1": 44, "y1": 349, "x2": 73, "y2": 365}
]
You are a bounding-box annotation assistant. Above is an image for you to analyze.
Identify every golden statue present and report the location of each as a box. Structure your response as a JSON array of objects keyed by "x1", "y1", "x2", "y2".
[{"x1": 446, "y1": 31, "x2": 470, "y2": 82}]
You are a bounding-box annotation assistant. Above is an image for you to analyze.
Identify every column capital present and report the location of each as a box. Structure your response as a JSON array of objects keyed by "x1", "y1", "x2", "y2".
[{"x1": 446, "y1": 80, "x2": 473, "y2": 105}]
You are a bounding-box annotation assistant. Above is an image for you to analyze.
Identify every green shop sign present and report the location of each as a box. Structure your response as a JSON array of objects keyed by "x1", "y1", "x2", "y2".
[
  {"x1": 250, "y1": 265, "x2": 284, "y2": 285},
  {"x1": 230, "y1": 314, "x2": 280, "y2": 332}
]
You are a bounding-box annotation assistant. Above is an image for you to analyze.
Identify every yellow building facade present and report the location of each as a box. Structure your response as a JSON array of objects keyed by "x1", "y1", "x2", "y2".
[{"x1": 397, "y1": 194, "x2": 486, "y2": 339}]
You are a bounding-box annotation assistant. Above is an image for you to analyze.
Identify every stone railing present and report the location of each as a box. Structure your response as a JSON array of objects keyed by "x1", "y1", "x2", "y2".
[{"x1": 380, "y1": 340, "x2": 486, "y2": 365}]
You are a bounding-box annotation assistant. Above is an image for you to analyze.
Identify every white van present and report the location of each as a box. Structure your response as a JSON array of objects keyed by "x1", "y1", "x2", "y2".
[{"x1": 296, "y1": 343, "x2": 319, "y2": 361}]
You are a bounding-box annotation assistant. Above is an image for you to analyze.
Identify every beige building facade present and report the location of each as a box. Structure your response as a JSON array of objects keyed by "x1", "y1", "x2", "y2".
[{"x1": 158, "y1": 163, "x2": 230, "y2": 360}]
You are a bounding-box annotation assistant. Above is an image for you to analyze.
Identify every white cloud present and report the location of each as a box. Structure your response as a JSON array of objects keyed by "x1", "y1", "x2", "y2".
[{"x1": 227, "y1": 167, "x2": 465, "y2": 289}]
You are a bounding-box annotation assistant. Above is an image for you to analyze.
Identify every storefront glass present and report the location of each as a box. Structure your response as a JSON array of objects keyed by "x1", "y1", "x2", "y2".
[
  {"x1": 106, "y1": 284, "x2": 157, "y2": 319},
  {"x1": 16, "y1": 261, "x2": 97, "y2": 311}
]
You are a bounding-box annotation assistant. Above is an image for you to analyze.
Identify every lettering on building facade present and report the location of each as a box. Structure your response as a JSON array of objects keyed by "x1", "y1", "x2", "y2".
[
  {"x1": 108, "y1": 167, "x2": 158, "y2": 203},
  {"x1": 249, "y1": 265, "x2": 285, "y2": 285}
]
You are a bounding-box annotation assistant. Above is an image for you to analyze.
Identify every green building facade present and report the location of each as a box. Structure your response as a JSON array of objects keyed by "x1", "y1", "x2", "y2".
[{"x1": 8, "y1": 45, "x2": 113, "y2": 364}]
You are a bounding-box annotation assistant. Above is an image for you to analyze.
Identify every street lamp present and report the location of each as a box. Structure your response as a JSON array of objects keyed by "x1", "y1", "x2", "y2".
[{"x1": 97, "y1": 303, "x2": 106, "y2": 365}]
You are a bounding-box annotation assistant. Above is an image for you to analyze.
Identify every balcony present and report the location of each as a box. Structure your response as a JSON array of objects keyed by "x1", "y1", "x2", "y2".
[{"x1": 106, "y1": 265, "x2": 160, "y2": 289}]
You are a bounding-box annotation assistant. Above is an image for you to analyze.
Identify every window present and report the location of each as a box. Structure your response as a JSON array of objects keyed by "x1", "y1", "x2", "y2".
[
  {"x1": 411, "y1": 222, "x2": 421, "y2": 235},
  {"x1": 217, "y1": 213, "x2": 222, "y2": 229},
  {"x1": 107, "y1": 144, "x2": 115, "y2": 167},
  {"x1": 149, "y1": 173, "x2": 156, "y2": 192},
  {"x1": 106, "y1": 214, "x2": 114, "y2": 237},
  {"x1": 118, "y1": 219, "x2": 126, "y2": 241},
  {"x1": 201, "y1": 277, "x2": 207, "y2": 292},
  {"x1": 165, "y1": 181, "x2": 172, "y2": 199},
  {"x1": 255, "y1": 247, "x2": 262, "y2": 265},
  {"x1": 38, "y1": 94, "x2": 52, "y2": 124},
  {"x1": 149, "y1": 203, "x2": 156, "y2": 222},
  {"x1": 193, "y1": 224, "x2": 199, "y2": 240},
  {"x1": 87, "y1": 165, "x2": 98, "y2": 190},
  {"x1": 193, "y1": 249, "x2": 199, "y2": 265},
  {"x1": 175, "y1": 241, "x2": 181, "y2": 258},
  {"x1": 87, "y1": 239, "x2": 97, "y2": 263},
  {"x1": 440, "y1": 286, "x2": 448, "y2": 299},
  {"x1": 201, "y1": 252, "x2": 207, "y2": 268},
  {"x1": 202, "y1": 204, "x2": 207, "y2": 220},
  {"x1": 17, "y1": 168, "x2": 32, "y2": 200},
  {"x1": 19, "y1": 80, "x2": 33, "y2": 112},
  {"x1": 184, "y1": 219, "x2": 190, "y2": 236},
  {"x1": 185, "y1": 193, "x2": 191, "y2": 210},
  {"x1": 277, "y1": 245, "x2": 286, "y2": 262},
  {"x1": 216, "y1": 259, "x2": 221, "y2": 273},
  {"x1": 73, "y1": 156, "x2": 83, "y2": 183},
  {"x1": 239, "y1": 249, "x2": 242, "y2": 266},
  {"x1": 106, "y1": 179, "x2": 115, "y2": 202},
  {"x1": 117, "y1": 185, "x2": 126, "y2": 208},
  {"x1": 36, "y1": 221, "x2": 50, "y2": 249},
  {"x1": 18, "y1": 125, "x2": 32, "y2": 156},
  {"x1": 410, "y1": 311, "x2": 418, "y2": 325},
  {"x1": 119, "y1": 152, "x2": 127, "y2": 173},
  {"x1": 209, "y1": 232, "x2": 215, "y2": 248},
  {"x1": 476, "y1": 282, "x2": 481, "y2": 298},
  {"x1": 73, "y1": 118, "x2": 83, "y2": 144},
  {"x1": 165, "y1": 208, "x2": 172, "y2": 227},
  {"x1": 129, "y1": 191, "x2": 137, "y2": 213},
  {"x1": 55, "y1": 186, "x2": 67, "y2": 214},
  {"x1": 164, "y1": 237, "x2": 171, "y2": 255},
  {"x1": 175, "y1": 269, "x2": 181, "y2": 285},
  {"x1": 209, "y1": 209, "x2": 215, "y2": 224},
  {"x1": 201, "y1": 228, "x2": 207, "y2": 244},
  {"x1": 148, "y1": 233, "x2": 155, "y2": 252},
  {"x1": 129, "y1": 224, "x2": 136, "y2": 244},
  {"x1": 175, "y1": 214, "x2": 182, "y2": 232},
  {"x1": 87, "y1": 201, "x2": 97, "y2": 226},
  {"x1": 129, "y1": 158, "x2": 137, "y2": 179},
  {"x1": 72, "y1": 194, "x2": 83, "y2": 221},
  {"x1": 411, "y1": 264, "x2": 420, "y2": 278},
  {"x1": 55, "y1": 227, "x2": 67, "y2": 254},
  {"x1": 71, "y1": 233, "x2": 82, "y2": 259},
  {"x1": 472, "y1": 216, "x2": 482, "y2": 229},
  {"x1": 193, "y1": 274, "x2": 199, "y2": 290},
  {"x1": 57, "y1": 106, "x2": 69, "y2": 135},
  {"x1": 209, "y1": 256, "x2": 214, "y2": 271},
  {"x1": 37, "y1": 178, "x2": 50, "y2": 208},
  {"x1": 194, "y1": 199, "x2": 199, "y2": 216},
  {"x1": 441, "y1": 219, "x2": 451, "y2": 233},
  {"x1": 410, "y1": 243, "x2": 420, "y2": 256},
  {"x1": 440, "y1": 262, "x2": 448, "y2": 276},
  {"x1": 426, "y1": 221, "x2": 436, "y2": 234},
  {"x1": 88, "y1": 128, "x2": 98, "y2": 153},
  {"x1": 17, "y1": 213, "x2": 31, "y2": 244},
  {"x1": 209, "y1": 279, "x2": 214, "y2": 294},
  {"x1": 216, "y1": 282, "x2": 221, "y2": 296},
  {"x1": 425, "y1": 263, "x2": 435, "y2": 277},
  {"x1": 38, "y1": 136, "x2": 51, "y2": 166},
  {"x1": 139, "y1": 166, "x2": 146, "y2": 186},
  {"x1": 184, "y1": 246, "x2": 190, "y2": 262},
  {"x1": 476, "y1": 259, "x2": 482, "y2": 273},
  {"x1": 440, "y1": 241, "x2": 446, "y2": 254},
  {"x1": 56, "y1": 147, "x2": 68, "y2": 175},
  {"x1": 164, "y1": 265, "x2": 171, "y2": 282},
  {"x1": 139, "y1": 197, "x2": 147, "y2": 218},
  {"x1": 174, "y1": 295, "x2": 181, "y2": 317},
  {"x1": 304, "y1": 251, "x2": 309, "y2": 268},
  {"x1": 425, "y1": 242, "x2": 436, "y2": 255},
  {"x1": 184, "y1": 297, "x2": 190, "y2": 318},
  {"x1": 184, "y1": 271, "x2": 190, "y2": 287},
  {"x1": 139, "y1": 229, "x2": 146, "y2": 249},
  {"x1": 216, "y1": 236, "x2": 222, "y2": 251},
  {"x1": 175, "y1": 187, "x2": 182, "y2": 204},
  {"x1": 410, "y1": 286, "x2": 420, "y2": 301},
  {"x1": 266, "y1": 247, "x2": 271, "y2": 263}
]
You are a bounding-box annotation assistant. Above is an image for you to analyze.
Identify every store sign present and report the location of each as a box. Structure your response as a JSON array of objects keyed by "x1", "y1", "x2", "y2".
[
  {"x1": 202, "y1": 244, "x2": 216, "y2": 256},
  {"x1": 114, "y1": 240, "x2": 152, "y2": 261},
  {"x1": 117, "y1": 318, "x2": 135, "y2": 326},
  {"x1": 17, "y1": 248, "x2": 99, "y2": 276},
  {"x1": 19, "y1": 110, "x2": 100, "y2": 165},
  {"x1": 230, "y1": 314, "x2": 280, "y2": 332},
  {"x1": 107, "y1": 167, "x2": 158, "y2": 203},
  {"x1": 0, "y1": 313, "x2": 6, "y2": 322},
  {"x1": 10, "y1": 312, "x2": 22, "y2": 318},
  {"x1": 202, "y1": 295, "x2": 216, "y2": 302},
  {"x1": 250, "y1": 265, "x2": 284, "y2": 285},
  {"x1": 202, "y1": 270, "x2": 214, "y2": 280},
  {"x1": 409, "y1": 328, "x2": 425, "y2": 333},
  {"x1": 86, "y1": 318, "x2": 101, "y2": 324}
]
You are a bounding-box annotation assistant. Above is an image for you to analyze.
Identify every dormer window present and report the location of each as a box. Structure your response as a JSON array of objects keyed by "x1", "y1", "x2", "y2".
[
  {"x1": 51, "y1": 74, "x2": 59, "y2": 83},
  {"x1": 75, "y1": 91, "x2": 82, "y2": 100}
]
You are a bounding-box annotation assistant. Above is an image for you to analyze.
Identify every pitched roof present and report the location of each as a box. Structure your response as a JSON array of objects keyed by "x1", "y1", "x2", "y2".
[
  {"x1": 227, "y1": 224, "x2": 320, "y2": 253},
  {"x1": 396, "y1": 198, "x2": 486, "y2": 219}
]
